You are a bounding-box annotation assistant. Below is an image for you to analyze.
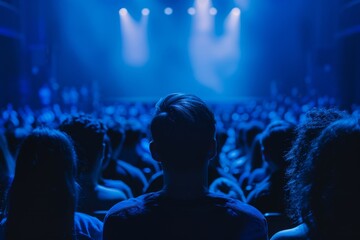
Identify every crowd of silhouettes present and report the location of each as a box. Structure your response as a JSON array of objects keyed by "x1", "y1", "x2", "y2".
[{"x1": 0, "y1": 92, "x2": 359, "y2": 239}]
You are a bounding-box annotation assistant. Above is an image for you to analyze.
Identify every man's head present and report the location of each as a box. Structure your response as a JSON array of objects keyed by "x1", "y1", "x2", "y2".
[
  {"x1": 59, "y1": 114, "x2": 107, "y2": 175},
  {"x1": 149, "y1": 93, "x2": 216, "y2": 172}
]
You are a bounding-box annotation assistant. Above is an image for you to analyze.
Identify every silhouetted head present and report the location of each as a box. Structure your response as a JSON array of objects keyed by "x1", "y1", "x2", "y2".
[
  {"x1": 106, "y1": 120, "x2": 126, "y2": 157},
  {"x1": 149, "y1": 93, "x2": 216, "y2": 172},
  {"x1": 5, "y1": 127, "x2": 78, "y2": 239},
  {"x1": 307, "y1": 117, "x2": 360, "y2": 239},
  {"x1": 285, "y1": 107, "x2": 347, "y2": 223},
  {"x1": 243, "y1": 120, "x2": 265, "y2": 152},
  {"x1": 248, "y1": 134, "x2": 264, "y2": 171},
  {"x1": 59, "y1": 114, "x2": 107, "y2": 175},
  {"x1": 260, "y1": 120, "x2": 296, "y2": 170}
]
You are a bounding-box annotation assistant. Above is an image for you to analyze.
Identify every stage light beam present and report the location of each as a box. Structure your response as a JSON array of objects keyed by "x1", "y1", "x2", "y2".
[{"x1": 119, "y1": 9, "x2": 149, "y2": 66}]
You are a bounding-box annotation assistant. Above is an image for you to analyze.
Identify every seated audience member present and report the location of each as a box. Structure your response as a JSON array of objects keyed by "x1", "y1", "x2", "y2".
[
  {"x1": 230, "y1": 120, "x2": 265, "y2": 180},
  {"x1": 117, "y1": 119, "x2": 160, "y2": 180},
  {"x1": 273, "y1": 117, "x2": 360, "y2": 239},
  {"x1": 239, "y1": 134, "x2": 268, "y2": 196},
  {"x1": 270, "y1": 108, "x2": 348, "y2": 240},
  {"x1": 208, "y1": 128, "x2": 239, "y2": 186},
  {"x1": 103, "y1": 93, "x2": 268, "y2": 240},
  {"x1": 101, "y1": 120, "x2": 148, "y2": 197},
  {"x1": 0, "y1": 128, "x2": 102, "y2": 239},
  {"x1": 0, "y1": 133, "x2": 14, "y2": 216},
  {"x1": 100, "y1": 134, "x2": 133, "y2": 199},
  {"x1": 246, "y1": 120, "x2": 296, "y2": 214},
  {"x1": 59, "y1": 114, "x2": 127, "y2": 214}
]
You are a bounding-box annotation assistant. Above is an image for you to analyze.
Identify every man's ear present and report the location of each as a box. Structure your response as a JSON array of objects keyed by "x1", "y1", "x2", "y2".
[
  {"x1": 207, "y1": 139, "x2": 217, "y2": 160},
  {"x1": 150, "y1": 141, "x2": 162, "y2": 162}
]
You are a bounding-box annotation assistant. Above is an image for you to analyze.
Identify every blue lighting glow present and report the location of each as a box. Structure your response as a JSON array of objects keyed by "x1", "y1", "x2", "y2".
[
  {"x1": 209, "y1": 8, "x2": 217, "y2": 16},
  {"x1": 142, "y1": 8, "x2": 150, "y2": 16},
  {"x1": 119, "y1": 8, "x2": 127, "y2": 16},
  {"x1": 188, "y1": 7, "x2": 196, "y2": 15},
  {"x1": 231, "y1": 8, "x2": 241, "y2": 16},
  {"x1": 164, "y1": 7, "x2": 173, "y2": 15}
]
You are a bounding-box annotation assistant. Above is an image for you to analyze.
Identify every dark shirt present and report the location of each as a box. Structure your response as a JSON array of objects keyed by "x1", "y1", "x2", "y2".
[
  {"x1": 103, "y1": 191, "x2": 268, "y2": 240},
  {"x1": 0, "y1": 212, "x2": 103, "y2": 240}
]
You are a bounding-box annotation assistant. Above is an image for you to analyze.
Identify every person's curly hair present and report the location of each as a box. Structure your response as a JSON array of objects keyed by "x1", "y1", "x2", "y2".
[{"x1": 284, "y1": 107, "x2": 347, "y2": 224}]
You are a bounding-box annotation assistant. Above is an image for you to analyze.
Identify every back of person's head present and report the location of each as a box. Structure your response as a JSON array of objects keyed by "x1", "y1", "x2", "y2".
[
  {"x1": 106, "y1": 120, "x2": 126, "y2": 156},
  {"x1": 260, "y1": 120, "x2": 296, "y2": 169},
  {"x1": 248, "y1": 134, "x2": 264, "y2": 171},
  {"x1": 122, "y1": 119, "x2": 144, "y2": 147},
  {"x1": 243, "y1": 120, "x2": 265, "y2": 151},
  {"x1": 285, "y1": 107, "x2": 347, "y2": 223},
  {"x1": 5, "y1": 127, "x2": 78, "y2": 240},
  {"x1": 234, "y1": 122, "x2": 247, "y2": 149},
  {"x1": 59, "y1": 114, "x2": 106, "y2": 175},
  {"x1": 150, "y1": 93, "x2": 216, "y2": 171},
  {"x1": 306, "y1": 118, "x2": 360, "y2": 239}
]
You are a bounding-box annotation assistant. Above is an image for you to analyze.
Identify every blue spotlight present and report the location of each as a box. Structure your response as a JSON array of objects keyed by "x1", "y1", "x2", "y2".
[
  {"x1": 119, "y1": 8, "x2": 128, "y2": 16},
  {"x1": 188, "y1": 7, "x2": 196, "y2": 15},
  {"x1": 164, "y1": 7, "x2": 173, "y2": 15},
  {"x1": 142, "y1": 8, "x2": 150, "y2": 16}
]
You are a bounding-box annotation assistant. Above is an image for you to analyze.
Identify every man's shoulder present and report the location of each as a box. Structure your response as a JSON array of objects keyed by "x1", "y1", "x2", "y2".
[
  {"x1": 104, "y1": 191, "x2": 266, "y2": 223},
  {"x1": 105, "y1": 191, "x2": 160, "y2": 219},
  {"x1": 206, "y1": 192, "x2": 266, "y2": 220}
]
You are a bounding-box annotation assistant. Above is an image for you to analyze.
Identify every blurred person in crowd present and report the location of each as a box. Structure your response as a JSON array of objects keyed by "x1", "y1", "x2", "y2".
[
  {"x1": 101, "y1": 120, "x2": 148, "y2": 197},
  {"x1": 117, "y1": 119, "x2": 160, "y2": 180},
  {"x1": 59, "y1": 114, "x2": 127, "y2": 214},
  {"x1": 247, "y1": 120, "x2": 296, "y2": 214}
]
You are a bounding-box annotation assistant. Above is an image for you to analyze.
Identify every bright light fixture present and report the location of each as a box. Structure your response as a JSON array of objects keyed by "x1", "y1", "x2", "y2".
[
  {"x1": 142, "y1": 8, "x2": 150, "y2": 16},
  {"x1": 188, "y1": 7, "x2": 196, "y2": 15},
  {"x1": 119, "y1": 8, "x2": 128, "y2": 16},
  {"x1": 164, "y1": 7, "x2": 173, "y2": 15}
]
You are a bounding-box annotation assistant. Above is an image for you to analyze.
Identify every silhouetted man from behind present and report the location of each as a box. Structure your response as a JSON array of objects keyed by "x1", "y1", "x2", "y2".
[{"x1": 103, "y1": 93, "x2": 268, "y2": 240}]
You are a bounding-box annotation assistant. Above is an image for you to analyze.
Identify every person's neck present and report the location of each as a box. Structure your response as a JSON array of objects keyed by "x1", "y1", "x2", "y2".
[{"x1": 161, "y1": 166, "x2": 209, "y2": 200}]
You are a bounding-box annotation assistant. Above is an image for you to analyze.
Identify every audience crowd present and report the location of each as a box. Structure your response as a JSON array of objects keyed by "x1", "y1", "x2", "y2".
[{"x1": 0, "y1": 92, "x2": 359, "y2": 239}]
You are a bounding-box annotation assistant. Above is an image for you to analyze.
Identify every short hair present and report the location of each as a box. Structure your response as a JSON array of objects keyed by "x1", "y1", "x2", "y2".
[
  {"x1": 150, "y1": 93, "x2": 216, "y2": 169},
  {"x1": 59, "y1": 114, "x2": 107, "y2": 174}
]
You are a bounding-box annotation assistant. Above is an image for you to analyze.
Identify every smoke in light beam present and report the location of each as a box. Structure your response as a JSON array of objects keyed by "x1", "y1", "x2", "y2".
[
  {"x1": 119, "y1": 9, "x2": 149, "y2": 66},
  {"x1": 189, "y1": 1, "x2": 241, "y2": 93}
]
